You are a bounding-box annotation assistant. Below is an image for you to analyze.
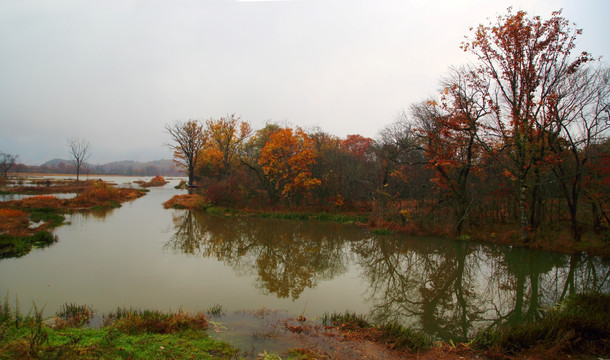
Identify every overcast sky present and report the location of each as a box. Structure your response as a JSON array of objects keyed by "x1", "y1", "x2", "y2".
[{"x1": 1, "y1": 0, "x2": 608, "y2": 165}]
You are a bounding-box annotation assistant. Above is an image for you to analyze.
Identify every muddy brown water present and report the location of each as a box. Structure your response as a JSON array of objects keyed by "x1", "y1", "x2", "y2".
[{"x1": 1, "y1": 177, "x2": 608, "y2": 357}]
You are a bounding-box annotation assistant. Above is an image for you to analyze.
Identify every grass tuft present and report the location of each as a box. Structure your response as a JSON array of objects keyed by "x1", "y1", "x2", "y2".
[
  {"x1": 103, "y1": 307, "x2": 208, "y2": 335},
  {"x1": 473, "y1": 292, "x2": 610, "y2": 356}
]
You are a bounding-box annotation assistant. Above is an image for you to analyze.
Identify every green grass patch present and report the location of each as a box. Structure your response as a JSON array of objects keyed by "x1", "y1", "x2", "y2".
[
  {"x1": 372, "y1": 228, "x2": 394, "y2": 235},
  {"x1": 472, "y1": 292, "x2": 610, "y2": 357},
  {"x1": 0, "y1": 231, "x2": 57, "y2": 259},
  {"x1": 29, "y1": 211, "x2": 65, "y2": 227},
  {"x1": 0, "y1": 300, "x2": 239, "y2": 360}
]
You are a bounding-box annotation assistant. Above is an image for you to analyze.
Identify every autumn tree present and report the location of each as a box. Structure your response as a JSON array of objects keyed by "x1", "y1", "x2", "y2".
[
  {"x1": 463, "y1": 8, "x2": 592, "y2": 242},
  {"x1": 67, "y1": 137, "x2": 91, "y2": 181},
  {"x1": 373, "y1": 116, "x2": 427, "y2": 220},
  {"x1": 340, "y1": 134, "x2": 376, "y2": 206},
  {"x1": 240, "y1": 123, "x2": 282, "y2": 204},
  {"x1": 0, "y1": 152, "x2": 18, "y2": 178},
  {"x1": 166, "y1": 120, "x2": 206, "y2": 187},
  {"x1": 200, "y1": 114, "x2": 251, "y2": 178},
  {"x1": 412, "y1": 66, "x2": 492, "y2": 235},
  {"x1": 258, "y1": 127, "x2": 321, "y2": 205},
  {"x1": 546, "y1": 65, "x2": 610, "y2": 240}
]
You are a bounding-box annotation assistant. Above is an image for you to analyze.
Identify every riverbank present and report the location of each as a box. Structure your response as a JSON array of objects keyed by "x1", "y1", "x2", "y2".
[
  {"x1": 162, "y1": 194, "x2": 610, "y2": 258},
  {"x1": 0, "y1": 293, "x2": 607, "y2": 359}
]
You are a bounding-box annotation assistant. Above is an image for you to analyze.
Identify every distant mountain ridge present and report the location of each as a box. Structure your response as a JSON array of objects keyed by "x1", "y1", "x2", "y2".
[{"x1": 28, "y1": 158, "x2": 184, "y2": 176}]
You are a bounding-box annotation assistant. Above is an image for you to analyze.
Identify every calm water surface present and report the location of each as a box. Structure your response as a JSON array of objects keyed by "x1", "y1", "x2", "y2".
[{"x1": 1, "y1": 177, "x2": 609, "y2": 351}]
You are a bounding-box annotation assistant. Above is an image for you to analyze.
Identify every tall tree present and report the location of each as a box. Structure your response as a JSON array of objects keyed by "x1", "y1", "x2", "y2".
[
  {"x1": 203, "y1": 114, "x2": 251, "y2": 177},
  {"x1": 166, "y1": 120, "x2": 206, "y2": 187},
  {"x1": 67, "y1": 137, "x2": 91, "y2": 181},
  {"x1": 547, "y1": 65, "x2": 610, "y2": 240},
  {"x1": 412, "y1": 66, "x2": 491, "y2": 235},
  {"x1": 463, "y1": 8, "x2": 591, "y2": 242}
]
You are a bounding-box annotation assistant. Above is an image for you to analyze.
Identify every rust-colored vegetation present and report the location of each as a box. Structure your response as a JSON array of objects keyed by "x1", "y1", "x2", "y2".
[
  {"x1": 0, "y1": 180, "x2": 145, "y2": 237},
  {"x1": 0, "y1": 209, "x2": 30, "y2": 236},
  {"x1": 163, "y1": 194, "x2": 208, "y2": 210},
  {"x1": 138, "y1": 175, "x2": 168, "y2": 187},
  {"x1": 69, "y1": 180, "x2": 144, "y2": 209}
]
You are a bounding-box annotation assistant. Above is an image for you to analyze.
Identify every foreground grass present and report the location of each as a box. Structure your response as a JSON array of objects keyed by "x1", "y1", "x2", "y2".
[
  {"x1": 472, "y1": 292, "x2": 610, "y2": 357},
  {"x1": 0, "y1": 301, "x2": 239, "y2": 360},
  {"x1": 321, "y1": 311, "x2": 432, "y2": 352}
]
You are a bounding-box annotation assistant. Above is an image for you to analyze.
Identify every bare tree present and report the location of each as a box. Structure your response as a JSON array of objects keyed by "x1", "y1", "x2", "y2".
[
  {"x1": 67, "y1": 137, "x2": 91, "y2": 181},
  {"x1": 0, "y1": 152, "x2": 18, "y2": 178},
  {"x1": 166, "y1": 120, "x2": 206, "y2": 186}
]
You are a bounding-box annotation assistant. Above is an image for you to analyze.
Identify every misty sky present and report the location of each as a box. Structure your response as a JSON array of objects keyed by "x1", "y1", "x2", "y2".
[{"x1": 1, "y1": 0, "x2": 608, "y2": 165}]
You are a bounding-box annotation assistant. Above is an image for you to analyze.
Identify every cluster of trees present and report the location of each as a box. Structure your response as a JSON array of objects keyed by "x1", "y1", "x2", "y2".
[{"x1": 168, "y1": 9, "x2": 609, "y2": 243}]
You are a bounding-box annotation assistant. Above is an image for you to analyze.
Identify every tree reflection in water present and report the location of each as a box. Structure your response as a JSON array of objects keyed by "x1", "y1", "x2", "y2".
[
  {"x1": 354, "y1": 236, "x2": 610, "y2": 341},
  {"x1": 165, "y1": 211, "x2": 355, "y2": 299},
  {"x1": 165, "y1": 212, "x2": 610, "y2": 340}
]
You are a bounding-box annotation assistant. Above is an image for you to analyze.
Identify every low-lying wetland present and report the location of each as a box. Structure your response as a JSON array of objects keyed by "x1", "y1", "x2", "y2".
[{"x1": 1, "y1": 175, "x2": 609, "y2": 359}]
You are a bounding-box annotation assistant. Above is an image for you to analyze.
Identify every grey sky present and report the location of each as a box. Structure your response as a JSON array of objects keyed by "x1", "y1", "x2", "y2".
[{"x1": 1, "y1": 0, "x2": 608, "y2": 165}]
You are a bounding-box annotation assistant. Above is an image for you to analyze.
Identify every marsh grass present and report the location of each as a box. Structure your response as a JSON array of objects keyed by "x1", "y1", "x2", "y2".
[
  {"x1": 139, "y1": 176, "x2": 168, "y2": 187},
  {"x1": 0, "y1": 231, "x2": 57, "y2": 259},
  {"x1": 0, "y1": 301, "x2": 237, "y2": 359},
  {"x1": 163, "y1": 194, "x2": 209, "y2": 210},
  {"x1": 372, "y1": 228, "x2": 394, "y2": 235},
  {"x1": 53, "y1": 303, "x2": 93, "y2": 329},
  {"x1": 103, "y1": 307, "x2": 208, "y2": 335},
  {"x1": 322, "y1": 311, "x2": 431, "y2": 352},
  {"x1": 473, "y1": 292, "x2": 610, "y2": 357}
]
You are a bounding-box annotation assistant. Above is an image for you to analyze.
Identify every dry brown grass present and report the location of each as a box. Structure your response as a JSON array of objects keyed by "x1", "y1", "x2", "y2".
[
  {"x1": 69, "y1": 181, "x2": 145, "y2": 208},
  {"x1": 163, "y1": 194, "x2": 206, "y2": 210},
  {"x1": 0, "y1": 209, "x2": 30, "y2": 235}
]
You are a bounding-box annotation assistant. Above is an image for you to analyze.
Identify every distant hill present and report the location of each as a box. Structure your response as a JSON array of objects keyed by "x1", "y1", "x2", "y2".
[{"x1": 21, "y1": 159, "x2": 184, "y2": 176}]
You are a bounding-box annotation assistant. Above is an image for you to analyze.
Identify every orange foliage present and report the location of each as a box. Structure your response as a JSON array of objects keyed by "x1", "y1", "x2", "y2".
[
  {"x1": 203, "y1": 114, "x2": 251, "y2": 175},
  {"x1": 259, "y1": 127, "x2": 321, "y2": 203},
  {"x1": 342, "y1": 134, "x2": 374, "y2": 159}
]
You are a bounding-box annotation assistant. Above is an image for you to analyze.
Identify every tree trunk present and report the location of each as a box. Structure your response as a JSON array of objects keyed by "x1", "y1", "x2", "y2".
[{"x1": 518, "y1": 176, "x2": 530, "y2": 243}]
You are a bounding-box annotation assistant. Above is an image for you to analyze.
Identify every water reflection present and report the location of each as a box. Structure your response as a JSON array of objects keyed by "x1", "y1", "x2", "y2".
[
  {"x1": 167, "y1": 213, "x2": 610, "y2": 340},
  {"x1": 354, "y1": 236, "x2": 610, "y2": 340},
  {"x1": 165, "y1": 211, "x2": 354, "y2": 299}
]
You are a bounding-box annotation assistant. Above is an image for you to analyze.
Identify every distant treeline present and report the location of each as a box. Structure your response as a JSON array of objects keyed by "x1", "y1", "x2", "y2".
[{"x1": 11, "y1": 159, "x2": 184, "y2": 177}]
